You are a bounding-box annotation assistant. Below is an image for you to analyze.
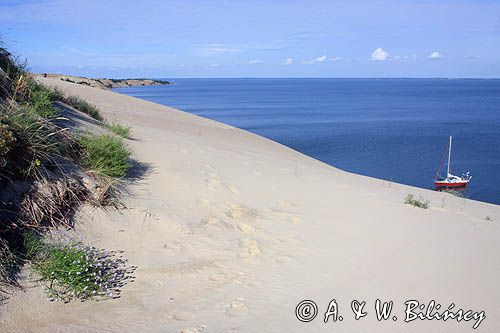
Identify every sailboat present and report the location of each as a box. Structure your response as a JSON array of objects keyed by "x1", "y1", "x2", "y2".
[{"x1": 434, "y1": 136, "x2": 471, "y2": 188}]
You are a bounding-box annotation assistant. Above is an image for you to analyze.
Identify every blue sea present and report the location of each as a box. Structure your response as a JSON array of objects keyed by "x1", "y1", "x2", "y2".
[{"x1": 114, "y1": 79, "x2": 500, "y2": 205}]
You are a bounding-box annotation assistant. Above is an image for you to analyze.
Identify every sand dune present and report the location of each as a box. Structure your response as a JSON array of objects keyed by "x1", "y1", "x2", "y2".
[{"x1": 1, "y1": 77, "x2": 499, "y2": 332}]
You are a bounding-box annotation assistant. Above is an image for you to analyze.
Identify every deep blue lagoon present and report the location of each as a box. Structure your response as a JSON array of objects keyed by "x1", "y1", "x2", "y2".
[{"x1": 114, "y1": 78, "x2": 500, "y2": 205}]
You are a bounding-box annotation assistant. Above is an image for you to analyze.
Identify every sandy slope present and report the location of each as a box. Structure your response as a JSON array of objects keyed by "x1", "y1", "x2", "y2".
[{"x1": 1, "y1": 78, "x2": 499, "y2": 332}]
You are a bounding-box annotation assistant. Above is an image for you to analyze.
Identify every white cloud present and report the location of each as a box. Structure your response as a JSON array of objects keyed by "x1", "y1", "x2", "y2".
[
  {"x1": 248, "y1": 59, "x2": 263, "y2": 64},
  {"x1": 284, "y1": 58, "x2": 294, "y2": 65},
  {"x1": 314, "y1": 55, "x2": 327, "y2": 63},
  {"x1": 329, "y1": 56, "x2": 342, "y2": 62},
  {"x1": 371, "y1": 48, "x2": 389, "y2": 61},
  {"x1": 303, "y1": 54, "x2": 328, "y2": 64},
  {"x1": 428, "y1": 51, "x2": 443, "y2": 60}
]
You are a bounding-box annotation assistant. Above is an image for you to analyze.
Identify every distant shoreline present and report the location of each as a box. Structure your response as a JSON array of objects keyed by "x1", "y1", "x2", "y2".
[{"x1": 36, "y1": 73, "x2": 173, "y2": 90}]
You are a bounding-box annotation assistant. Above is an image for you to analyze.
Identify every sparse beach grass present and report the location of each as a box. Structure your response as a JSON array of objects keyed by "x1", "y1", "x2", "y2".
[
  {"x1": 64, "y1": 95, "x2": 102, "y2": 121},
  {"x1": 79, "y1": 134, "x2": 130, "y2": 178},
  {"x1": 50, "y1": 88, "x2": 103, "y2": 121},
  {"x1": 24, "y1": 233, "x2": 131, "y2": 302},
  {"x1": 106, "y1": 122, "x2": 131, "y2": 138},
  {"x1": 404, "y1": 194, "x2": 429, "y2": 209}
]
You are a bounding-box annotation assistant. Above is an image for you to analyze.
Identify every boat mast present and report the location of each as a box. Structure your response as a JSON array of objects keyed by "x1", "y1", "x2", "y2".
[{"x1": 447, "y1": 135, "x2": 452, "y2": 177}]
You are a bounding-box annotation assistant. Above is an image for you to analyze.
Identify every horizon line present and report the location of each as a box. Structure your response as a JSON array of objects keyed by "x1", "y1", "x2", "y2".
[{"x1": 37, "y1": 73, "x2": 500, "y2": 80}]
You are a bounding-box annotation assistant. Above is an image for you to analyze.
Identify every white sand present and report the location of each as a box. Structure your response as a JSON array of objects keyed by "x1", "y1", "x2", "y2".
[{"x1": 1, "y1": 78, "x2": 499, "y2": 332}]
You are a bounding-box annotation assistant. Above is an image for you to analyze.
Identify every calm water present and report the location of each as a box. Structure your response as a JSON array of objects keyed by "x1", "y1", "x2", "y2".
[{"x1": 114, "y1": 79, "x2": 500, "y2": 205}]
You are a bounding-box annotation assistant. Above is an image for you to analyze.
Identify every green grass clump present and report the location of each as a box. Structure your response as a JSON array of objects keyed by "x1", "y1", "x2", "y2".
[
  {"x1": 106, "y1": 122, "x2": 131, "y2": 138},
  {"x1": 64, "y1": 95, "x2": 103, "y2": 121},
  {"x1": 24, "y1": 233, "x2": 129, "y2": 302},
  {"x1": 26, "y1": 83, "x2": 59, "y2": 118},
  {"x1": 404, "y1": 194, "x2": 429, "y2": 209},
  {"x1": 79, "y1": 134, "x2": 130, "y2": 177}
]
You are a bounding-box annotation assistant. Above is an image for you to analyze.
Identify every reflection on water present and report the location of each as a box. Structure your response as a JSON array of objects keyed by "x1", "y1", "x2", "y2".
[{"x1": 435, "y1": 187, "x2": 469, "y2": 199}]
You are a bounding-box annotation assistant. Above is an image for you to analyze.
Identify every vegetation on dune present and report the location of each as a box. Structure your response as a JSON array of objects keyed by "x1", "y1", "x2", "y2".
[
  {"x1": 0, "y1": 42, "x2": 133, "y2": 297},
  {"x1": 25, "y1": 81, "x2": 60, "y2": 118},
  {"x1": 106, "y1": 122, "x2": 131, "y2": 138},
  {"x1": 0, "y1": 107, "x2": 72, "y2": 180},
  {"x1": 404, "y1": 194, "x2": 429, "y2": 209},
  {"x1": 24, "y1": 233, "x2": 133, "y2": 302},
  {"x1": 62, "y1": 95, "x2": 103, "y2": 121},
  {"x1": 79, "y1": 134, "x2": 130, "y2": 178}
]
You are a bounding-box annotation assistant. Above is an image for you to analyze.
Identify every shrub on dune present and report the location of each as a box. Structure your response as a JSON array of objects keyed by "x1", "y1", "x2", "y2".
[
  {"x1": 79, "y1": 134, "x2": 130, "y2": 178},
  {"x1": 404, "y1": 194, "x2": 429, "y2": 209},
  {"x1": 24, "y1": 233, "x2": 132, "y2": 302}
]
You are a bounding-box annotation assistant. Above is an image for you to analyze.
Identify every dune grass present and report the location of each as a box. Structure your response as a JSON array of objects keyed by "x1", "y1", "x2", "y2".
[
  {"x1": 65, "y1": 95, "x2": 102, "y2": 121},
  {"x1": 404, "y1": 194, "x2": 429, "y2": 209},
  {"x1": 1, "y1": 106, "x2": 71, "y2": 180},
  {"x1": 106, "y1": 122, "x2": 131, "y2": 138},
  {"x1": 24, "y1": 233, "x2": 129, "y2": 302},
  {"x1": 79, "y1": 134, "x2": 130, "y2": 178},
  {"x1": 50, "y1": 88, "x2": 103, "y2": 121},
  {"x1": 26, "y1": 82, "x2": 60, "y2": 118}
]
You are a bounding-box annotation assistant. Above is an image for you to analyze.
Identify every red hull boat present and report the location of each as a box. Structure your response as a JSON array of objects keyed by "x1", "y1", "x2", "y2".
[{"x1": 433, "y1": 136, "x2": 471, "y2": 188}]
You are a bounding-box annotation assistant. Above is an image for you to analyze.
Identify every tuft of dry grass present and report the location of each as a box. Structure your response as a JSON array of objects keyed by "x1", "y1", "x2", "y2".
[{"x1": 20, "y1": 178, "x2": 87, "y2": 229}]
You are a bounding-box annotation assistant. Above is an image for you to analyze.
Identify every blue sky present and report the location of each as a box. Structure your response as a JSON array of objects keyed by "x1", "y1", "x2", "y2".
[{"x1": 1, "y1": 0, "x2": 499, "y2": 78}]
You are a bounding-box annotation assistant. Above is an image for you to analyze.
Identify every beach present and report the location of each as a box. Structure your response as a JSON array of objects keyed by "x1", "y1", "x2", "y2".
[{"x1": 1, "y1": 77, "x2": 499, "y2": 332}]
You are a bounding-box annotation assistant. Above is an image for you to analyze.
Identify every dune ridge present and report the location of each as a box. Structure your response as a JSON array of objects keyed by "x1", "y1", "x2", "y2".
[{"x1": 1, "y1": 77, "x2": 499, "y2": 333}]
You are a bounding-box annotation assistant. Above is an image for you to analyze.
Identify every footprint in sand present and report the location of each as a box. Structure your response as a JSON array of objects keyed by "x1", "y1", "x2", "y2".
[
  {"x1": 286, "y1": 215, "x2": 301, "y2": 224},
  {"x1": 200, "y1": 216, "x2": 219, "y2": 226},
  {"x1": 276, "y1": 255, "x2": 293, "y2": 264},
  {"x1": 205, "y1": 177, "x2": 220, "y2": 192},
  {"x1": 196, "y1": 198, "x2": 210, "y2": 207},
  {"x1": 181, "y1": 326, "x2": 206, "y2": 333},
  {"x1": 238, "y1": 223, "x2": 256, "y2": 234},
  {"x1": 199, "y1": 216, "x2": 232, "y2": 229},
  {"x1": 209, "y1": 272, "x2": 245, "y2": 284},
  {"x1": 225, "y1": 203, "x2": 258, "y2": 220},
  {"x1": 225, "y1": 299, "x2": 249, "y2": 317},
  {"x1": 269, "y1": 211, "x2": 301, "y2": 224},
  {"x1": 226, "y1": 184, "x2": 240, "y2": 195},
  {"x1": 163, "y1": 241, "x2": 183, "y2": 255},
  {"x1": 237, "y1": 238, "x2": 261, "y2": 258},
  {"x1": 203, "y1": 170, "x2": 218, "y2": 178},
  {"x1": 276, "y1": 200, "x2": 297, "y2": 208},
  {"x1": 205, "y1": 178, "x2": 220, "y2": 185}
]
